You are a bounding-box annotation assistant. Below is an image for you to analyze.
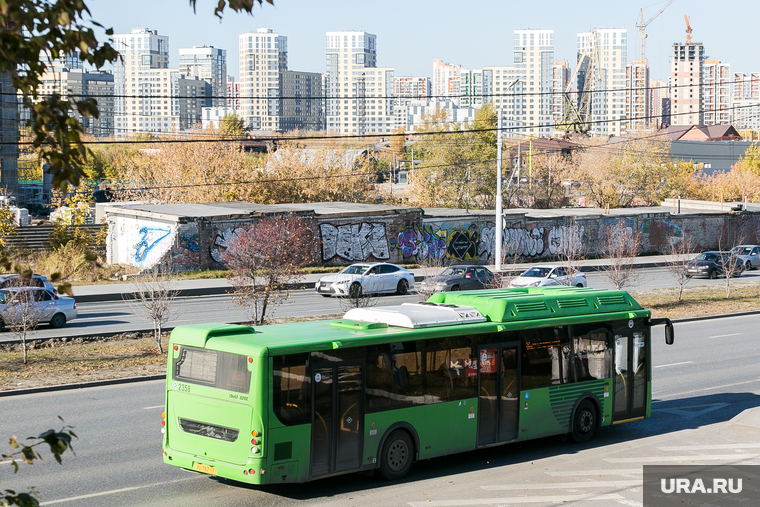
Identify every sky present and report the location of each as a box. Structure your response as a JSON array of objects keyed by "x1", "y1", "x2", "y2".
[{"x1": 86, "y1": 0, "x2": 755, "y2": 84}]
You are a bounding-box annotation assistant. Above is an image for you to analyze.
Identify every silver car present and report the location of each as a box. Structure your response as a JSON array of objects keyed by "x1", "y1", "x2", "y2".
[
  {"x1": 418, "y1": 265, "x2": 500, "y2": 293},
  {"x1": 730, "y1": 245, "x2": 760, "y2": 270},
  {"x1": 0, "y1": 288, "x2": 77, "y2": 329}
]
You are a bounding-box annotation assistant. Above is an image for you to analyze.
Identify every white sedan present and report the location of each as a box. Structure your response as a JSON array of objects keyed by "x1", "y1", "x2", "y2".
[
  {"x1": 508, "y1": 265, "x2": 587, "y2": 288},
  {"x1": 316, "y1": 263, "x2": 415, "y2": 297}
]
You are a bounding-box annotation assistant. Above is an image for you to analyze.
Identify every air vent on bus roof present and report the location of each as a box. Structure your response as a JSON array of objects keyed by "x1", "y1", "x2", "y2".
[
  {"x1": 342, "y1": 303, "x2": 487, "y2": 329},
  {"x1": 557, "y1": 297, "x2": 588, "y2": 309},
  {"x1": 597, "y1": 294, "x2": 628, "y2": 306},
  {"x1": 513, "y1": 301, "x2": 548, "y2": 313}
]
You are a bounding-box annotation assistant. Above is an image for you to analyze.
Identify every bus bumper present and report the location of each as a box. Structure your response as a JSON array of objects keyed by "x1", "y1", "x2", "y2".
[{"x1": 162, "y1": 446, "x2": 268, "y2": 485}]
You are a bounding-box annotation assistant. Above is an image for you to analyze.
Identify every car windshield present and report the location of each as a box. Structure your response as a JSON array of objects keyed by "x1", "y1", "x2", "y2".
[
  {"x1": 441, "y1": 267, "x2": 466, "y2": 277},
  {"x1": 340, "y1": 265, "x2": 370, "y2": 275},
  {"x1": 696, "y1": 253, "x2": 718, "y2": 262},
  {"x1": 732, "y1": 247, "x2": 753, "y2": 255},
  {"x1": 522, "y1": 267, "x2": 552, "y2": 278}
]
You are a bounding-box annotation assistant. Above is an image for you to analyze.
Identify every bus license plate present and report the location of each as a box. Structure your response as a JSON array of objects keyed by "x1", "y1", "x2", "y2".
[{"x1": 194, "y1": 463, "x2": 216, "y2": 475}]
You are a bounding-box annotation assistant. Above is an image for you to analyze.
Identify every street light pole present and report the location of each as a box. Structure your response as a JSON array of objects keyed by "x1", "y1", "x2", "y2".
[{"x1": 495, "y1": 109, "x2": 503, "y2": 272}]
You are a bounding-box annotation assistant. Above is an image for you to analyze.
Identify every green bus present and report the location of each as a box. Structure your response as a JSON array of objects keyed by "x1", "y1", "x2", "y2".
[{"x1": 161, "y1": 287, "x2": 673, "y2": 484}]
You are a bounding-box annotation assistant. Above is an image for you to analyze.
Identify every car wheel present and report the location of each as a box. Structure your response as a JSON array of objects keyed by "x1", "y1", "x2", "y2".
[
  {"x1": 49, "y1": 313, "x2": 66, "y2": 329},
  {"x1": 349, "y1": 282, "x2": 362, "y2": 298},
  {"x1": 576, "y1": 283, "x2": 584, "y2": 288},
  {"x1": 709, "y1": 269, "x2": 717, "y2": 279},
  {"x1": 378, "y1": 430, "x2": 414, "y2": 481},
  {"x1": 570, "y1": 401, "x2": 597, "y2": 443},
  {"x1": 396, "y1": 279, "x2": 409, "y2": 295},
  {"x1": 320, "y1": 294, "x2": 331, "y2": 298},
  {"x1": 451, "y1": 285, "x2": 460, "y2": 291},
  {"x1": 746, "y1": 261, "x2": 753, "y2": 270}
]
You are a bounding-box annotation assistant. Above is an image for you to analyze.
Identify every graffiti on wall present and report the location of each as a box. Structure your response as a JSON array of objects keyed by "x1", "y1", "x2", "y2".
[
  {"x1": 477, "y1": 223, "x2": 587, "y2": 260},
  {"x1": 446, "y1": 226, "x2": 480, "y2": 260},
  {"x1": 171, "y1": 231, "x2": 200, "y2": 271},
  {"x1": 390, "y1": 223, "x2": 447, "y2": 260},
  {"x1": 134, "y1": 226, "x2": 172, "y2": 265},
  {"x1": 547, "y1": 224, "x2": 585, "y2": 257},
  {"x1": 320, "y1": 222, "x2": 390, "y2": 262},
  {"x1": 209, "y1": 226, "x2": 243, "y2": 264}
]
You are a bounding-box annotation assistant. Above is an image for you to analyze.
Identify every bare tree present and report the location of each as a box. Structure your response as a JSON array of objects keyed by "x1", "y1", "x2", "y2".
[
  {"x1": 552, "y1": 221, "x2": 587, "y2": 287},
  {"x1": 338, "y1": 275, "x2": 383, "y2": 311},
  {"x1": 600, "y1": 219, "x2": 642, "y2": 290},
  {"x1": 1, "y1": 286, "x2": 47, "y2": 364},
  {"x1": 666, "y1": 235, "x2": 696, "y2": 303},
  {"x1": 717, "y1": 230, "x2": 745, "y2": 299},
  {"x1": 124, "y1": 264, "x2": 181, "y2": 354},
  {"x1": 415, "y1": 257, "x2": 453, "y2": 300},
  {"x1": 222, "y1": 213, "x2": 317, "y2": 325}
]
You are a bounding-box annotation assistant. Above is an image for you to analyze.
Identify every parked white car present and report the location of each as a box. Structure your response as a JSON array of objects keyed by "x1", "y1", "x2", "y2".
[
  {"x1": 730, "y1": 245, "x2": 760, "y2": 270},
  {"x1": 508, "y1": 265, "x2": 587, "y2": 288},
  {"x1": 0, "y1": 274, "x2": 57, "y2": 294},
  {"x1": 0, "y1": 288, "x2": 77, "y2": 329},
  {"x1": 316, "y1": 263, "x2": 415, "y2": 297}
]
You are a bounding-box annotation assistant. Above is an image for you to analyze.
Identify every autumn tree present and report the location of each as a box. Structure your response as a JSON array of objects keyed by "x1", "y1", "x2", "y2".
[
  {"x1": 527, "y1": 151, "x2": 573, "y2": 209},
  {"x1": 0, "y1": 283, "x2": 47, "y2": 365},
  {"x1": 409, "y1": 103, "x2": 497, "y2": 210},
  {"x1": 221, "y1": 213, "x2": 317, "y2": 325},
  {"x1": 572, "y1": 133, "x2": 673, "y2": 207},
  {"x1": 219, "y1": 112, "x2": 250, "y2": 139}
]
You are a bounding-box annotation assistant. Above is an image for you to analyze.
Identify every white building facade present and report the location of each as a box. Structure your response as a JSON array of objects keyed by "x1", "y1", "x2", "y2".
[
  {"x1": 702, "y1": 60, "x2": 731, "y2": 125},
  {"x1": 325, "y1": 31, "x2": 394, "y2": 135},
  {"x1": 670, "y1": 42, "x2": 705, "y2": 126},
  {"x1": 113, "y1": 28, "x2": 178, "y2": 136},
  {"x1": 238, "y1": 28, "x2": 288, "y2": 132}
]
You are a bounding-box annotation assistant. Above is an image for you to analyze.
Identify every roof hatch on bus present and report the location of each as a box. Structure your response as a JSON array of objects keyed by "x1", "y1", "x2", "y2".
[{"x1": 342, "y1": 302, "x2": 487, "y2": 329}]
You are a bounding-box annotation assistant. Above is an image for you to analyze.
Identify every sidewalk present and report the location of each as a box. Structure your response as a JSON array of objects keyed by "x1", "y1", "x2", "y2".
[{"x1": 71, "y1": 254, "x2": 682, "y2": 303}]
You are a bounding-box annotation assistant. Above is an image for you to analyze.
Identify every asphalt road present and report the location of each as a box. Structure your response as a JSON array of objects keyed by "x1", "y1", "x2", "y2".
[
  {"x1": 2, "y1": 266, "x2": 759, "y2": 343},
  {"x1": 2, "y1": 314, "x2": 759, "y2": 506}
]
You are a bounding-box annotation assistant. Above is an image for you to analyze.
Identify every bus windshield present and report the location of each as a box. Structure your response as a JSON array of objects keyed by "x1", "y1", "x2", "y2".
[{"x1": 173, "y1": 346, "x2": 251, "y2": 393}]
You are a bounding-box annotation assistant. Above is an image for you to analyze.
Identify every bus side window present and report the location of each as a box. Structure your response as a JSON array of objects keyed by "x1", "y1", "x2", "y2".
[
  {"x1": 572, "y1": 326, "x2": 610, "y2": 382},
  {"x1": 272, "y1": 354, "x2": 310, "y2": 426},
  {"x1": 521, "y1": 327, "x2": 571, "y2": 390}
]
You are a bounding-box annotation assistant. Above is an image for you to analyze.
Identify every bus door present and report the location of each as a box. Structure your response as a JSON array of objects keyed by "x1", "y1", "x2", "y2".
[
  {"x1": 310, "y1": 362, "x2": 364, "y2": 479},
  {"x1": 477, "y1": 342, "x2": 520, "y2": 446},
  {"x1": 612, "y1": 329, "x2": 648, "y2": 423}
]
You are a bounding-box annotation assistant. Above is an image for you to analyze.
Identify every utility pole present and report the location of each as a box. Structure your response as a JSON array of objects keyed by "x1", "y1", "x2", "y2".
[
  {"x1": 495, "y1": 109, "x2": 503, "y2": 272},
  {"x1": 517, "y1": 142, "x2": 521, "y2": 188}
]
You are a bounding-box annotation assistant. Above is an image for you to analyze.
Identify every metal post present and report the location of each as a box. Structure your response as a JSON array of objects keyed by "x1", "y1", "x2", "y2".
[{"x1": 495, "y1": 109, "x2": 503, "y2": 272}]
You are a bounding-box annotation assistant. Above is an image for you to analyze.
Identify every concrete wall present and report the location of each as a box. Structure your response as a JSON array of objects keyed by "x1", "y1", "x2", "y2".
[{"x1": 105, "y1": 205, "x2": 760, "y2": 272}]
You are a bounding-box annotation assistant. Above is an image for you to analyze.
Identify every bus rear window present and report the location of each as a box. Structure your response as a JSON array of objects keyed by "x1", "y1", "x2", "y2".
[{"x1": 174, "y1": 347, "x2": 252, "y2": 394}]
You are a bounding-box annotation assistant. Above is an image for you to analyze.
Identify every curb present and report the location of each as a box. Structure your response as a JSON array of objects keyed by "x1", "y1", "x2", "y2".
[
  {"x1": 0, "y1": 374, "x2": 166, "y2": 397},
  {"x1": 1, "y1": 310, "x2": 757, "y2": 397}
]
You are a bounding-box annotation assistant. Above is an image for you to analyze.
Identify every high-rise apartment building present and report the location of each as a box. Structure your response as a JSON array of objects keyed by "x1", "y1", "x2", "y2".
[
  {"x1": 577, "y1": 28, "x2": 627, "y2": 136},
  {"x1": 280, "y1": 70, "x2": 323, "y2": 132},
  {"x1": 733, "y1": 72, "x2": 760, "y2": 101},
  {"x1": 394, "y1": 77, "x2": 431, "y2": 105},
  {"x1": 670, "y1": 41, "x2": 704, "y2": 126},
  {"x1": 703, "y1": 60, "x2": 731, "y2": 125},
  {"x1": 732, "y1": 72, "x2": 760, "y2": 131},
  {"x1": 178, "y1": 45, "x2": 227, "y2": 107},
  {"x1": 39, "y1": 50, "x2": 82, "y2": 72},
  {"x1": 325, "y1": 31, "x2": 394, "y2": 135},
  {"x1": 551, "y1": 61, "x2": 569, "y2": 127},
  {"x1": 238, "y1": 28, "x2": 287, "y2": 132},
  {"x1": 624, "y1": 61, "x2": 649, "y2": 131},
  {"x1": 113, "y1": 28, "x2": 178, "y2": 136},
  {"x1": 649, "y1": 79, "x2": 669, "y2": 129},
  {"x1": 38, "y1": 69, "x2": 115, "y2": 137},
  {"x1": 0, "y1": 72, "x2": 18, "y2": 195},
  {"x1": 486, "y1": 29, "x2": 555, "y2": 137},
  {"x1": 432, "y1": 60, "x2": 486, "y2": 107},
  {"x1": 227, "y1": 76, "x2": 240, "y2": 110},
  {"x1": 174, "y1": 76, "x2": 211, "y2": 130}
]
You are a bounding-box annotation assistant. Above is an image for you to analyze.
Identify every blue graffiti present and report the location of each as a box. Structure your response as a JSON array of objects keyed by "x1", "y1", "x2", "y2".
[{"x1": 134, "y1": 226, "x2": 172, "y2": 264}]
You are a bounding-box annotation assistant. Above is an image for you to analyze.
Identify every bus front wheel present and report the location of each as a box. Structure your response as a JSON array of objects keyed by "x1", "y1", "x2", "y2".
[
  {"x1": 570, "y1": 401, "x2": 596, "y2": 443},
  {"x1": 378, "y1": 429, "x2": 414, "y2": 480}
]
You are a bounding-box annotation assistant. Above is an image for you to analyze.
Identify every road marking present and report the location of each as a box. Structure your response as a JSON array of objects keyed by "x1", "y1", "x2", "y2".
[
  {"x1": 659, "y1": 443, "x2": 760, "y2": 451},
  {"x1": 654, "y1": 361, "x2": 693, "y2": 368},
  {"x1": 652, "y1": 403, "x2": 729, "y2": 418},
  {"x1": 143, "y1": 405, "x2": 164, "y2": 410},
  {"x1": 482, "y1": 480, "x2": 641, "y2": 490},
  {"x1": 408, "y1": 494, "x2": 625, "y2": 506},
  {"x1": 709, "y1": 333, "x2": 741, "y2": 338},
  {"x1": 546, "y1": 469, "x2": 642, "y2": 476},
  {"x1": 606, "y1": 454, "x2": 760, "y2": 463},
  {"x1": 40, "y1": 477, "x2": 196, "y2": 505},
  {"x1": 653, "y1": 379, "x2": 760, "y2": 398}
]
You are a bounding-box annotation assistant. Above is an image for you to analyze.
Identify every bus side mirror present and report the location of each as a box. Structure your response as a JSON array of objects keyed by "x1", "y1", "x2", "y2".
[{"x1": 665, "y1": 322, "x2": 674, "y2": 345}]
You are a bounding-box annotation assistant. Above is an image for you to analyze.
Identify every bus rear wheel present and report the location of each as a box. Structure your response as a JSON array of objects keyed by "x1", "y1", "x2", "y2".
[
  {"x1": 378, "y1": 430, "x2": 414, "y2": 480},
  {"x1": 570, "y1": 401, "x2": 596, "y2": 443}
]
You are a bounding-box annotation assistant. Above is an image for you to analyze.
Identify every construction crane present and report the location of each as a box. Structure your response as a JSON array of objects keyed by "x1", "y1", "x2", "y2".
[
  {"x1": 684, "y1": 14, "x2": 692, "y2": 44},
  {"x1": 635, "y1": 0, "x2": 676, "y2": 61},
  {"x1": 556, "y1": 29, "x2": 601, "y2": 134}
]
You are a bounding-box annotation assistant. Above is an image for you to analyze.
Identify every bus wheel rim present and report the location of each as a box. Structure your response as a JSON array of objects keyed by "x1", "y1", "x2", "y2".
[
  {"x1": 579, "y1": 410, "x2": 593, "y2": 432},
  {"x1": 387, "y1": 439, "x2": 408, "y2": 471}
]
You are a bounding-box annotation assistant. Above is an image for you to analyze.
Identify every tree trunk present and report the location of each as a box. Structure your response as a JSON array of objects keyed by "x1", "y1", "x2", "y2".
[
  {"x1": 22, "y1": 335, "x2": 27, "y2": 364},
  {"x1": 155, "y1": 321, "x2": 164, "y2": 354}
]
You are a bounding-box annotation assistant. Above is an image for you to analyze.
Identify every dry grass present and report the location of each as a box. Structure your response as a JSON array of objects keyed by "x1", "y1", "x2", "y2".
[{"x1": 2, "y1": 281, "x2": 759, "y2": 392}]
